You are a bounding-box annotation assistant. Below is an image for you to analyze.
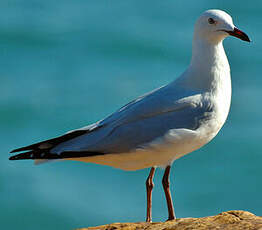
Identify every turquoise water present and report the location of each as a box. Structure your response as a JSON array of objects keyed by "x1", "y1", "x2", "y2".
[{"x1": 2, "y1": 0, "x2": 261, "y2": 229}]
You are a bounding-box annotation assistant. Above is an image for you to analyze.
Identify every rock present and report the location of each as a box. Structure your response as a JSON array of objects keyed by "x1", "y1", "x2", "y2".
[{"x1": 78, "y1": 210, "x2": 262, "y2": 230}]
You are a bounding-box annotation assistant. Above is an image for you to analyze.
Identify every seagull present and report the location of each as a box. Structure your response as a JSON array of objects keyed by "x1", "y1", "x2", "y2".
[{"x1": 10, "y1": 9, "x2": 250, "y2": 222}]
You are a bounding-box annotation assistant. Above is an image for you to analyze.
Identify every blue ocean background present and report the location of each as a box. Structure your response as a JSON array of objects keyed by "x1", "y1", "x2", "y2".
[{"x1": 1, "y1": 0, "x2": 261, "y2": 229}]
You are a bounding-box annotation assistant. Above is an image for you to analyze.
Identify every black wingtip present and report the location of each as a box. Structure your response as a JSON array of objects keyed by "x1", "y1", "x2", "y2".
[
  {"x1": 9, "y1": 150, "x2": 63, "y2": 161},
  {"x1": 10, "y1": 130, "x2": 89, "y2": 154},
  {"x1": 9, "y1": 150, "x2": 42, "y2": 161},
  {"x1": 9, "y1": 156, "x2": 16, "y2": 160},
  {"x1": 10, "y1": 146, "x2": 34, "y2": 153},
  {"x1": 9, "y1": 155, "x2": 22, "y2": 160},
  {"x1": 9, "y1": 149, "x2": 107, "y2": 161}
]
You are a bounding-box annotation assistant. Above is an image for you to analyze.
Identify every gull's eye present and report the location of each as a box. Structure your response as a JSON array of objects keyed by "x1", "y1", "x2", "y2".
[{"x1": 208, "y1": 18, "x2": 215, "y2": 25}]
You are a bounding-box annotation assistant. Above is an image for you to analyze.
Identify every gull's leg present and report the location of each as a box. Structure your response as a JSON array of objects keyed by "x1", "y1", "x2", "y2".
[
  {"x1": 162, "y1": 165, "x2": 175, "y2": 220},
  {"x1": 146, "y1": 167, "x2": 156, "y2": 222}
]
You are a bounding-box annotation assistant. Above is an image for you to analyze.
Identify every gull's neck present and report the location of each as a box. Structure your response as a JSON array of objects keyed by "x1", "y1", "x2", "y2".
[
  {"x1": 191, "y1": 38, "x2": 229, "y2": 71},
  {"x1": 177, "y1": 37, "x2": 231, "y2": 92}
]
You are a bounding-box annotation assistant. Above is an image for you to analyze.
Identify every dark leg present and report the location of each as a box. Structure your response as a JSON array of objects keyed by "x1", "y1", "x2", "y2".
[
  {"x1": 146, "y1": 167, "x2": 156, "y2": 222},
  {"x1": 162, "y1": 165, "x2": 175, "y2": 220}
]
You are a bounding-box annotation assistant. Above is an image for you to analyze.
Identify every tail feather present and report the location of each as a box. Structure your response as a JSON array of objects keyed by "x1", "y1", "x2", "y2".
[{"x1": 34, "y1": 159, "x2": 58, "y2": 165}]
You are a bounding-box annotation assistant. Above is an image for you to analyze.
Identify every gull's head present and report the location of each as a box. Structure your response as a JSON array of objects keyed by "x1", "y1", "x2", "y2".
[{"x1": 194, "y1": 9, "x2": 250, "y2": 44}]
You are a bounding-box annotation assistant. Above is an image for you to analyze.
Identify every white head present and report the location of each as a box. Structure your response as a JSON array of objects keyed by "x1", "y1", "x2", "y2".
[{"x1": 194, "y1": 9, "x2": 250, "y2": 44}]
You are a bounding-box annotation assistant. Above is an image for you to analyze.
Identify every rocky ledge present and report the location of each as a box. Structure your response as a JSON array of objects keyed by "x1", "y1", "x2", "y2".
[{"x1": 78, "y1": 210, "x2": 262, "y2": 230}]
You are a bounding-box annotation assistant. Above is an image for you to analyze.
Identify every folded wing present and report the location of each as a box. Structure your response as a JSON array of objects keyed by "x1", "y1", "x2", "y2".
[{"x1": 10, "y1": 84, "x2": 210, "y2": 160}]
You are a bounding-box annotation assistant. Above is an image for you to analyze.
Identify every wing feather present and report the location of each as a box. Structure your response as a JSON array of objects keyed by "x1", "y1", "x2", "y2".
[{"x1": 10, "y1": 83, "x2": 209, "y2": 160}]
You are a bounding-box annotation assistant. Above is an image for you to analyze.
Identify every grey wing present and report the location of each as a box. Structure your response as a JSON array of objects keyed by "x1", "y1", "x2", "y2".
[
  {"x1": 50, "y1": 93, "x2": 211, "y2": 154},
  {"x1": 9, "y1": 85, "x2": 170, "y2": 159},
  {"x1": 83, "y1": 100, "x2": 210, "y2": 153},
  {"x1": 10, "y1": 85, "x2": 211, "y2": 160}
]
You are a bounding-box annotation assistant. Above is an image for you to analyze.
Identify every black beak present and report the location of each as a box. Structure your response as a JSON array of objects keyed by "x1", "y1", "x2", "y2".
[{"x1": 226, "y1": 27, "x2": 251, "y2": 42}]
